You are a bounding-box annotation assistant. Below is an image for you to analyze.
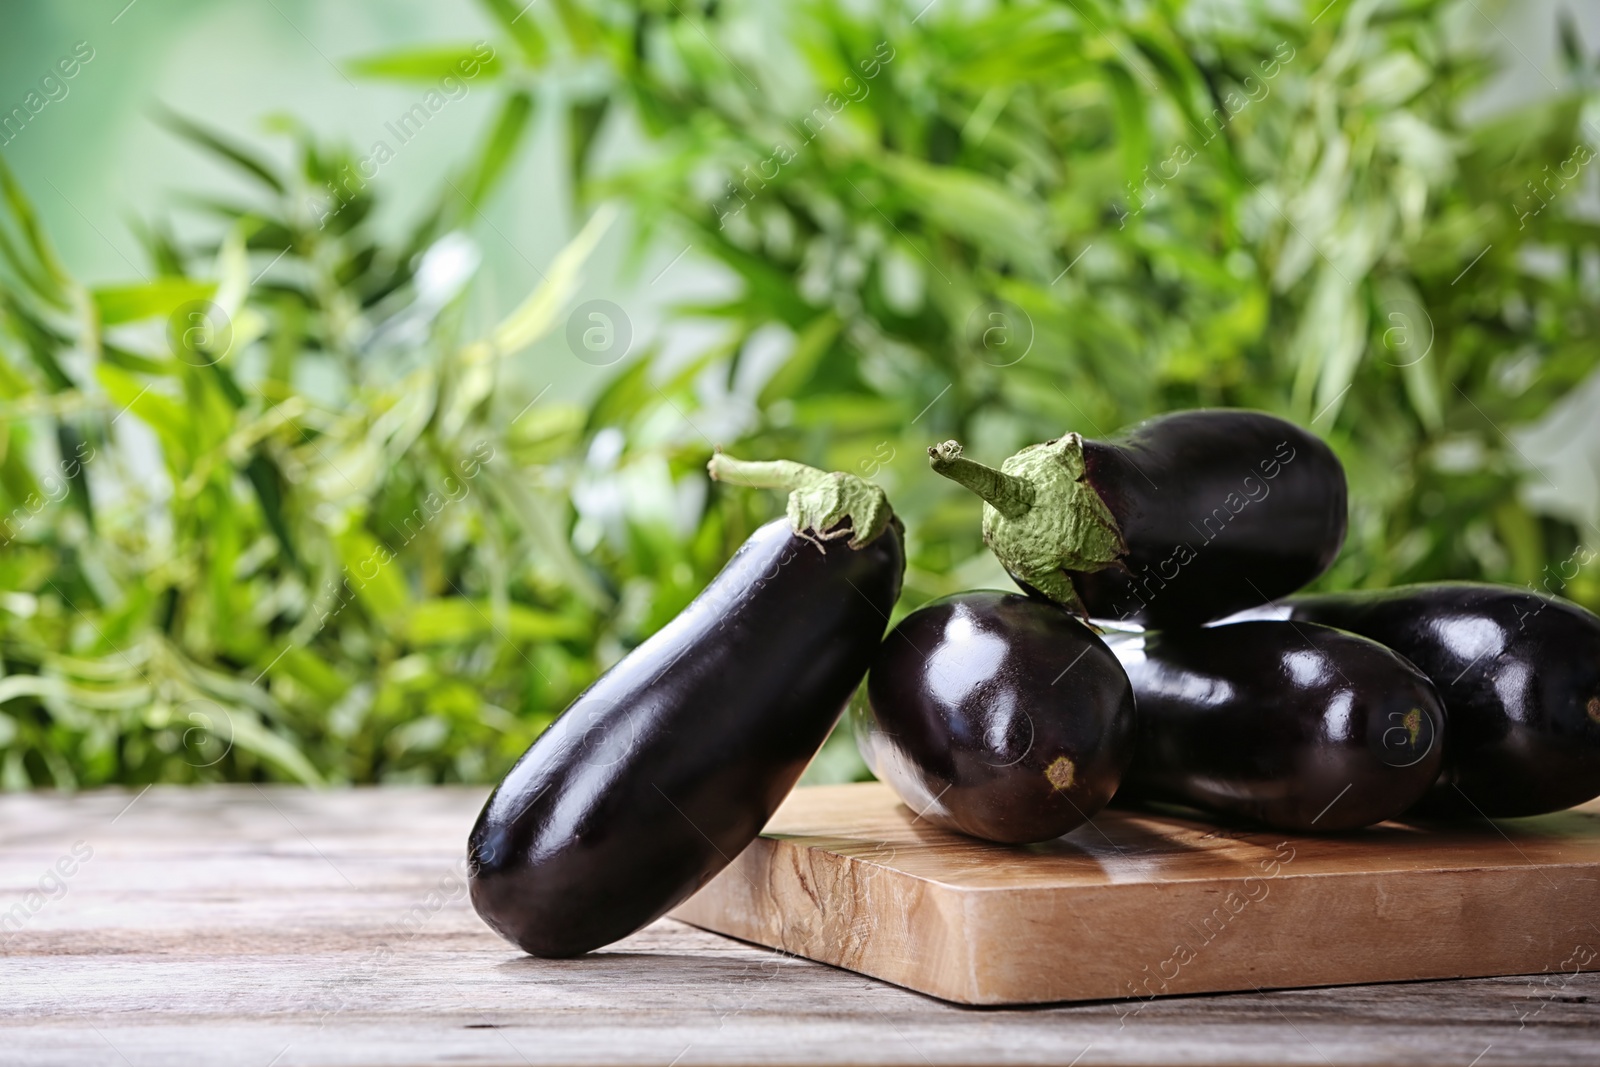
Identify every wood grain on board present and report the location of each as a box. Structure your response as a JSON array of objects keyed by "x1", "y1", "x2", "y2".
[
  {"x1": 2, "y1": 785, "x2": 1597, "y2": 1066},
  {"x1": 673, "y1": 782, "x2": 1600, "y2": 1006}
]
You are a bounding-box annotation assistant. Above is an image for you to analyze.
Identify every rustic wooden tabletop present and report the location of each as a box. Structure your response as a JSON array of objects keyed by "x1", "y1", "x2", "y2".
[{"x1": 2, "y1": 786, "x2": 1595, "y2": 1066}]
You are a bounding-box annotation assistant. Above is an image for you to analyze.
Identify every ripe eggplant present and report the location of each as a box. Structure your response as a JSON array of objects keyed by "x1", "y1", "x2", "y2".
[
  {"x1": 856, "y1": 591, "x2": 1136, "y2": 844},
  {"x1": 928, "y1": 409, "x2": 1347, "y2": 627},
  {"x1": 1110, "y1": 621, "x2": 1445, "y2": 832},
  {"x1": 1243, "y1": 582, "x2": 1600, "y2": 817},
  {"x1": 468, "y1": 455, "x2": 904, "y2": 957}
]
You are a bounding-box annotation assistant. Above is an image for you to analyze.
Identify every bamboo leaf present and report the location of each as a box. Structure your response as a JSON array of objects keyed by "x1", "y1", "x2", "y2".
[
  {"x1": 486, "y1": 204, "x2": 615, "y2": 355},
  {"x1": 92, "y1": 278, "x2": 217, "y2": 326},
  {"x1": 221, "y1": 709, "x2": 325, "y2": 785},
  {"x1": 476, "y1": 0, "x2": 550, "y2": 66},
  {"x1": 156, "y1": 109, "x2": 286, "y2": 195},
  {"x1": 0, "y1": 154, "x2": 73, "y2": 301},
  {"x1": 335, "y1": 527, "x2": 411, "y2": 630},
  {"x1": 1, "y1": 291, "x2": 74, "y2": 391},
  {"x1": 482, "y1": 454, "x2": 611, "y2": 609},
  {"x1": 454, "y1": 91, "x2": 537, "y2": 213},
  {"x1": 1557, "y1": 10, "x2": 1585, "y2": 80},
  {"x1": 245, "y1": 451, "x2": 301, "y2": 570},
  {"x1": 405, "y1": 599, "x2": 587, "y2": 644},
  {"x1": 102, "y1": 344, "x2": 174, "y2": 377},
  {"x1": 345, "y1": 43, "x2": 505, "y2": 82},
  {"x1": 1101, "y1": 61, "x2": 1151, "y2": 191},
  {"x1": 875, "y1": 154, "x2": 1055, "y2": 281},
  {"x1": 568, "y1": 96, "x2": 610, "y2": 184},
  {"x1": 441, "y1": 205, "x2": 614, "y2": 436},
  {"x1": 758, "y1": 313, "x2": 840, "y2": 407},
  {"x1": 96, "y1": 364, "x2": 190, "y2": 461}
]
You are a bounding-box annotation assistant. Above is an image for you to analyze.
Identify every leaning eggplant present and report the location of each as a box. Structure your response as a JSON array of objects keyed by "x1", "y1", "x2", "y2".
[
  {"x1": 1110, "y1": 621, "x2": 1446, "y2": 832},
  {"x1": 468, "y1": 455, "x2": 904, "y2": 957},
  {"x1": 1242, "y1": 582, "x2": 1600, "y2": 817},
  {"x1": 929, "y1": 409, "x2": 1347, "y2": 627},
  {"x1": 856, "y1": 591, "x2": 1136, "y2": 844}
]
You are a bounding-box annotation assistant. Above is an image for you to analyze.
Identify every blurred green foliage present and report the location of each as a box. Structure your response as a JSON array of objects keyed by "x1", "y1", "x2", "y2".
[{"x1": 2, "y1": 0, "x2": 1598, "y2": 787}]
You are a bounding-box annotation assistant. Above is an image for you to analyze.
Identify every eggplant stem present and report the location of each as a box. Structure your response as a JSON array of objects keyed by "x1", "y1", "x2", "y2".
[
  {"x1": 926, "y1": 441, "x2": 1035, "y2": 520},
  {"x1": 929, "y1": 435, "x2": 1125, "y2": 618},
  {"x1": 706, "y1": 455, "x2": 818, "y2": 492},
  {"x1": 708, "y1": 451, "x2": 892, "y2": 549}
]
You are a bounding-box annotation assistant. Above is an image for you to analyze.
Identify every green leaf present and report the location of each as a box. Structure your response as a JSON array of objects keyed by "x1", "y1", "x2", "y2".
[
  {"x1": 274, "y1": 647, "x2": 348, "y2": 704},
  {"x1": 56, "y1": 422, "x2": 94, "y2": 530},
  {"x1": 454, "y1": 91, "x2": 537, "y2": 214},
  {"x1": 442, "y1": 202, "x2": 615, "y2": 435},
  {"x1": 1101, "y1": 61, "x2": 1151, "y2": 191},
  {"x1": 156, "y1": 109, "x2": 286, "y2": 195},
  {"x1": 568, "y1": 96, "x2": 609, "y2": 184},
  {"x1": 0, "y1": 154, "x2": 73, "y2": 302},
  {"x1": 477, "y1": 0, "x2": 549, "y2": 66},
  {"x1": 222, "y1": 708, "x2": 325, "y2": 785},
  {"x1": 875, "y1": 154, "x2": 1055, "y2": 281},
  {"x1": 758, "y1": 313, "x2": 840, "y2": 407},
  {"x1": 128, "y1": 215, "x2": 188, "y2": 277},
  {"x1": 486, "y1": 205, "x2": 615, "y2": 356},
  {"x1": 92, "y1": 278, "x2": 217, "y2": 326},
  {"x1": 245, "y1": 451, "x2": 301, "y2": 570},
  {"x1": 345, "y1": 43, "x2": 505, "y2": 82},
  {"x1": 548, "y1": 0, "x2": 602, "y2": 55},
  {"x1": 1, "y1": 291, "x2": 74, "y2": 391},
  {"x1": 96, "y1": 364, "x2": 190, "y2": 461},
  {"x1": 336, "y1": 528, "x2": 411, "y2": 630},
  {"x1": 405, "y1": 599, "x2": 587, "y2": 645},
  {"x1": 101, "y1": 345, "x2": 172, "y2": 377},
  {"x1": 0, "y1": 218, "x2": 69, "y2": 310},
  {"x1": 1557, "y1": 10, "x2": 1585, "y2": 79},
  {"x1": 482, "y1": 454, "x2": 612, "y2": 610}
]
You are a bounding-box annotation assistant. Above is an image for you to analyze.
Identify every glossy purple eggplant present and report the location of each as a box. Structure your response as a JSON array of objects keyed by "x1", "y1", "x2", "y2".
[
  {"x1": 1110, "y1": 621, "x2": 1445, "y2": 832},
  {"x1": 468, "y1": 457, "x2": 903, "y2": 957},
  {"x1": 1255, "y1": 582, "x2": 1600, "y2": 817},
  {"x1": 930, "y1": 410, "x2": 1347, "y2": 627},
  {"x1": 856, "y1": 591, "x2": 1136, "y2": 844}
]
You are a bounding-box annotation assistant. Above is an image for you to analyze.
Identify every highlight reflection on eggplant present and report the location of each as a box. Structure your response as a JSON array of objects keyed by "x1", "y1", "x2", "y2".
[
  {"x1": 1239, "y1": 582, "x2": 1600, "y2": 817},
  {"x1": 857, "y1": 591, "x2": 1136, "y2": 844},
  {"x1": 1110, "y1": 621, "x2": 1446, "y2": 832},
  {"x1": 468, "y1": 454, "x2": 904, "y2": 957},
  {"x1": 929, "y1": 409, "x2": 1346, "y2": 627}
]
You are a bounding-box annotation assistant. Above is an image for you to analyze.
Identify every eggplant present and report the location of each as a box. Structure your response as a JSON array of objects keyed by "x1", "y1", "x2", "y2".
[
  {"x1": 468, "y1": 455, "x2": 904, "y2": 957},
  {"x1": 856, "y1": 591, "x2": 1136, "y2": 844},
  {"x1": 928, "y1": 409, "x2": 1347, "y2": 627},
  {"x1": 1110, "y1": 621, "x2": 1446, "y2": 832},
  {"x1": 1238, "y1": 582, "x2": 1600, "y2": 817}
]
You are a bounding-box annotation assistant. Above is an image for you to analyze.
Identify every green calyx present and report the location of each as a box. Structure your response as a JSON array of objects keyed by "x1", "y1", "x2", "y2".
[
  {"x1": 927, "y1": 434, "x2": 1126, "y2": 613},
  {"x1": 708, "y1": 452, "x2": 892, "y2": 549}
]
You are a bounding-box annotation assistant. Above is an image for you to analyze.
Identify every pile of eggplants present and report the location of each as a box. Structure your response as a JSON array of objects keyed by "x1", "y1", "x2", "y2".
[
  {"x1": 903, "y1": 408, "x2": 1600, "y2": 842},
  {"x1": 470, "y1": 409, "x2": 1600, "y2": 959}
]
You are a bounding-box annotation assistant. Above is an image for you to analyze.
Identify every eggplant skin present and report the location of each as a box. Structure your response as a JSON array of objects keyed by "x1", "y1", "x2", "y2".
[
  {"x1": 1065, "y1": 410, "x2": 1347, "y2": 628},
  {"x1": 468, "y1": 517, "x2": 904, "y2": 957},
  {"x1": 1113, "y1": 621, "x2": 1446, "y2": 832},
  {"x1": 1281, "y1": 582, "x2": 1600, "y2": 817},
  {"x1": 858, "y1": 592, "x2": 1136, "y2": 844}
]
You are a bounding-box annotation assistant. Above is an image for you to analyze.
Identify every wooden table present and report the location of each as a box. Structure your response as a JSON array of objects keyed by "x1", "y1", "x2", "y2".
[{"x1": 2, "y1": 787, "x2": 1595, "y2": 1065}]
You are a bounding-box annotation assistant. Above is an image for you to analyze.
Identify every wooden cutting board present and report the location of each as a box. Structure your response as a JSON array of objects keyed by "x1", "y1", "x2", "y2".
[{"x1": 671, "y1": 782, "x2": 1600, "y2": 1006}]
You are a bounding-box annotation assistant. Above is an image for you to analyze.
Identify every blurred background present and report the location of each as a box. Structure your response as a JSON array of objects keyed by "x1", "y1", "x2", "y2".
[{"x1": 2, "y1": 0, "x2": 1598, "y2": 789}]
